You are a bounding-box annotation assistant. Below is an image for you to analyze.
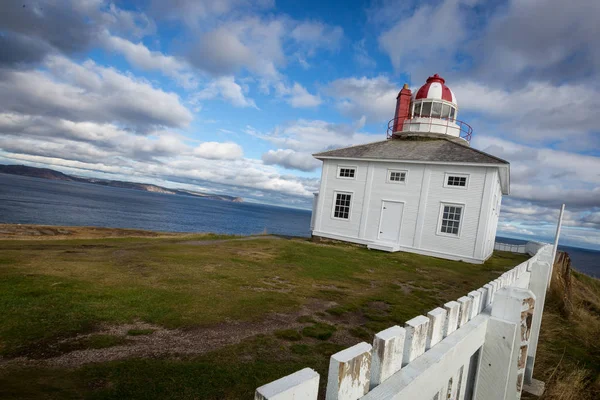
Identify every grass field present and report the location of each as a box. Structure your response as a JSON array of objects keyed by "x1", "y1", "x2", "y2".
[{"x1": 0, "y1": 226, "x2": 529, "y2": 399}]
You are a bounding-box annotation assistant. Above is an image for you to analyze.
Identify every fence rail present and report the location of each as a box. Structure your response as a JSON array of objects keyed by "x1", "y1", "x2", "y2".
[{"x1": 255, "y1": 242, "x2": 553, "y2": 400}]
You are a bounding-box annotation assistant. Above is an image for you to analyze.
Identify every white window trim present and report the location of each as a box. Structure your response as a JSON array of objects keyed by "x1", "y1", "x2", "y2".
[
  {"x1": 337, "y1": 165, "x2": 357, "y2": 180},
  {"x1": 331, "y1": 190, "x2": 354, "y2": 221},
  {"x1": 444, "y1": 173, "x2": 469, "y2": 189},
  {"x1": 386, "y1": 168, "x2": 408, "y2": 184},
  {"x1": 436, "y1": 202, "x2": 465, "y2": 238}
]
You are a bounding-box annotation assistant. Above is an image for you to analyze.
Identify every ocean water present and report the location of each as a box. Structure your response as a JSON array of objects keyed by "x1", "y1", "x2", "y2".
[
  {"x1": 497, "y1": 236, "x2": 600, "y2": 279},
  {"x1": 1, "y1": 173, "x2": 598, "y2": 278},
  {"x1": 0, "y1": 173, "x2": 312, "y2": 237}
]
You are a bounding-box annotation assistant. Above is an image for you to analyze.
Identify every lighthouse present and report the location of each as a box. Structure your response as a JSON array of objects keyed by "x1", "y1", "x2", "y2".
[{"x1": 310, "y1": 74, "x2": 510, "y2": 264}]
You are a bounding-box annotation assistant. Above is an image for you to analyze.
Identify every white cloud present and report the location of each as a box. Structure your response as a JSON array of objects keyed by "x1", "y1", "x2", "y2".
[
  {"x1": 325, "y1": 76, "x2": 399, "y2": 123},
  {"x1": 475, "y1": 0, "x2": 600, "y2": 83},
  {"x1": 475, "y1": 136, "x2": 600, "y2": 208},
  {"x1": 192, "y1": 76, "x2": 257, "y2": 108},
  {"x1": 274, "y1": 82, "x2": 322, "y2": 108},
  {"x1": 189, "y1": 17, "x2": 285, "y2": 79},
  {"x1": 193, "y1": 142, "x2": 244, "y2": 160},
  {"x1": 247, "y1": 117, "x2": 376, "y2": 153},
  {"x1": 454, "y1": 80, "x2": 600, "y2": 144},
  {"x1": 377, "y1": 0, "x2": 471, "y2": 81},
  {"x1": 101, "y1": 34, "x2": 197, "y2": 89},
  {"x1": 0, "y1": 55, "x2": 193, "y2": 130},
  {"x1": 262, "y1": 149, "x2": 321, "y2": 171}
]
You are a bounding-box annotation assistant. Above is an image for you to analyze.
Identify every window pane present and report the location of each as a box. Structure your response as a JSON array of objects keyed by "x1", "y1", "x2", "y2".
[
  {"x1": 449, "y1": 107, "x2": 456, "y2": 120},
  {"x1": 421, "y1": 101, "x2": 432, "y2": 117},
  {"x1": 413, "y1": 102, "x2": 422, "y2": 117},
  {"x1": 441, "y1": 104, "x2": 450, "y2": 118},
  {"x1": 431, "y1": 102, "x2": 442, "y2": 118}
]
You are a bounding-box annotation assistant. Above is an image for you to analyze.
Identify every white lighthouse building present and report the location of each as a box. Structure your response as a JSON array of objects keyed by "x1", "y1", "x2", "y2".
[{"x1": 310, "y1": 74, "x2": 509, "y2": 264}]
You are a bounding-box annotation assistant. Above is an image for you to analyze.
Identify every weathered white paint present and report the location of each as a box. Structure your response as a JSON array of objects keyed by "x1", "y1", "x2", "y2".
[
  {"x1": 468, "y1": 291, "x2": 482, "y2": 319},
  {"x1": 403, "y1": 316, "x2": 430, "y2": 366},
  {"x1": 474, "y1": 287, "x2": 536, "y2": 400},
  {"x1": 457, "y1": 296, "x2": 473, "y2": 327},
  {"x1": 255, "y1": 368, "x2": 319, "y2": 400},
  {"x1": 524, "y1": 261, "x2": 551, "y2": 385},
  {"x1": 311, "y1": 158, "x2": 506, "y2": 263},
  {"x1": 426, "y1": 307, "x2": 447, "y2": 350},
  {"x1": 255, "y1": 243, "x2": 555, "y2": 400},
  {"x1": 362, "y1": 313, "x2": 490, "y2": 400},
  {"x1": 443, "y1": 301, "x2": 460, "y2": 336},
  {"x1": 326, "y1": 342, "x2": 372, "y2": 400},
  {"x1": 370, "y1": 326, "x2": 406, "y2": 389}
]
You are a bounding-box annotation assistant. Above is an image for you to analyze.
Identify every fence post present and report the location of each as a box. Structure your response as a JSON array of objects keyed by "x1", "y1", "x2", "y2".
[
  {"x1": 255, "y1": 368, "x2": 319, "y2": 400},
  {"x1": 524, "y1": 261, "x2": 551, "y2": 390},
  {"x1": 474, "y1": 287, "x2": 536, "y2": 400},
  {"x1": 326, "y1": 342, "x2": 372, "y2": 400}
]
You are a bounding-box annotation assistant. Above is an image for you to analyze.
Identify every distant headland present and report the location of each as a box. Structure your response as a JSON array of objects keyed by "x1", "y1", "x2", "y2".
[{"x1": 0, "y1": 164, "x2": 243, "y2": 203}]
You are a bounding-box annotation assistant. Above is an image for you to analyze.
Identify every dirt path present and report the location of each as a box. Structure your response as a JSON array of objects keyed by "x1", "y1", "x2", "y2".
[
  {"x1": 0, "y1": 300, "x2": 334, "y2": 369},
  {"x1": 179, "y1": 235, "x2": 282, "y2": 246}
]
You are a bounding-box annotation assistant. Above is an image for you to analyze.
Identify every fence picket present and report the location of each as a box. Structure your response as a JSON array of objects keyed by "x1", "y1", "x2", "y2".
[
  {"x1": 426, "y1": 307, "x2": 447, "y2": 350},
  {"x1": 403, "y1": 316, "x2": 430, "y2": 366},
  {"x1": 370, "y1": 326, "x2": 405, "y2": 389},
  {"x1": 255, "y1": 368, "x2": 319, "y2": 400},
  {"x1": 443, "y1": 301, "x2": 460, "y2": 336},
  {"x1": 456, "y1": 296, "x2": 472, "y2": 327},
  {"x1": 325, "y1": 342, "x2": 372, "y2": 400}
]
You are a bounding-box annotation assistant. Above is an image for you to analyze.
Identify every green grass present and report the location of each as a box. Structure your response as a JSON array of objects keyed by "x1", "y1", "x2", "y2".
[
  {"x1": 274, "y1": 329, "x2": 302, "y2": 341},
  {"x1": 0, "y1": 234, "x2": 529, "y2": 399},
  {"x1": 302, "y1": 323, "x2": 336, "y2": 340}
]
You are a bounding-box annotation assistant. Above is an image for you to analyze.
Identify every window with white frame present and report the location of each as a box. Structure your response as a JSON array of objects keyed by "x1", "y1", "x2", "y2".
[
  {"x1": 387, "y1": 170, "x2": 407, "y2": 183},
  {"x1": 446, "y1": 174, "x2": 468, "y2": 187},
  {"x1": 338, "y1": 167, "x2": 356, "y2": 179},
  {"x1": 333, "y1": 192, "x2": 352, "y2": 219},
  {"x1": 439, "y1": 204, "x2": 463, "y2": 236}
]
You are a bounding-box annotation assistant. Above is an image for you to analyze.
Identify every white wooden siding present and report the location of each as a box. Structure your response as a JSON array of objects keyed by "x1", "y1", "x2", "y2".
[{"x1": 312, "y1": 159, "x2": 504, "y2": 263}]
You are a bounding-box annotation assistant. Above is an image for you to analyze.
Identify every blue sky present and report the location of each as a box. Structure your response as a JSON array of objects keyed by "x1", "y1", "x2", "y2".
[{"x1": 0, "y1": 0, "x2": 599, "y2": 250}]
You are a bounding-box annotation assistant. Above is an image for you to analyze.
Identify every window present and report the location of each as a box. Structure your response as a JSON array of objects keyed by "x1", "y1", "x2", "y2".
[
  {"x1": 338, "y1": 167, "x2": 356, "y2": 179},
  {"x1": 440, "y1": 204, "x2": 463, "y2": 236},
  {"x1": 446, "y1": 175, "x2": 468, "y2": 187},
  {"x1": 449, "y1": 107, "x2": 456, "y2": 120},
  {"x1": 431, "y1": 102, "x2": 442, "y2": 118},
  {"x1": 333, "y1": 193, "x2": 352, "y2": 219},
  {"x1": 441, "y1": 104, "x2": 450, "y2": 118},
  {"x1": 387, "y1": 169, "x2": 407, "y2": 183},
  {"x1": 413, "y1": 102, "x2": 422, "y2": 117},
  {"x1": 421, "y1": 101, "x2": 432, "y2": 117}
]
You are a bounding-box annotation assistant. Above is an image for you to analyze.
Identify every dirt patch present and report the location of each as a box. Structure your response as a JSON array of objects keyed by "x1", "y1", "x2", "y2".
[
  {"x1": 0, "y1": 301, "x2": 336, "y2": 369},
  {"x1": 180, "y1": 235, "x2": 281, "y2": 246},
  {"x1": 0, "y1": 224, "x2": 186, "y2": 240}
]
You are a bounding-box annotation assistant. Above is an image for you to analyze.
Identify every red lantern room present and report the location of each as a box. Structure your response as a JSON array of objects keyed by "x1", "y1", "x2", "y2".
[{"x1": 389, "y1": 74, "x2": 472, "y2": 144}]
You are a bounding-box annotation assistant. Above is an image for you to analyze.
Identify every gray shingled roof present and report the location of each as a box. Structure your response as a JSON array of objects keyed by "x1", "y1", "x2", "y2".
[{"x1": 313, "y1": 138, "x2": 509, "y2": 165}]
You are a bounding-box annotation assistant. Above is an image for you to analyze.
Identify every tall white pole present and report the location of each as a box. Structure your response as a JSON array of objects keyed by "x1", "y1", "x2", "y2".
[{"x1": 551, "y1": 204, "x2": 566, "y2": 268}]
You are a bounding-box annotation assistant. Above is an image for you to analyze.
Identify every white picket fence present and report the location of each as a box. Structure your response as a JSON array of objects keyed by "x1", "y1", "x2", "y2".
[{"x1": 255, "y1": 242, "x2": 553, "y2": 400}]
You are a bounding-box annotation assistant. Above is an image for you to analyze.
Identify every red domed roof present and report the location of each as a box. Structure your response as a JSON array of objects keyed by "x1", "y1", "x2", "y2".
[{"x1": 415, "y1": 74, "x2": 456, "y2": 104}]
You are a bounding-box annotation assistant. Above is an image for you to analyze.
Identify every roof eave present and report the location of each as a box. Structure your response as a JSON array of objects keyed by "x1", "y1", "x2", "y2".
[{"x1": 314, "y1": 155, "x2": 509, "y2": 168}]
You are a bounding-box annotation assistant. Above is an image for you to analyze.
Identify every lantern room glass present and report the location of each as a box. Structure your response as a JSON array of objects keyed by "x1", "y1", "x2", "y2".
[{"x1": 411, "y1": 99, "x2": 457, "y2": 120}]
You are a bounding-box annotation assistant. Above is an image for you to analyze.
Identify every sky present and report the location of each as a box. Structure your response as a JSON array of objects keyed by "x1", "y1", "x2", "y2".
[{"x1": 0, "y1": 0, "x2": 599, "y2": 250}]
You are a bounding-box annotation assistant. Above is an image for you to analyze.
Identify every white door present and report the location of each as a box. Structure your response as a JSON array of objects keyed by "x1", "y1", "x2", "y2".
[{"x1": 378, "y1": 201, "x2": 404, "y2": 242}]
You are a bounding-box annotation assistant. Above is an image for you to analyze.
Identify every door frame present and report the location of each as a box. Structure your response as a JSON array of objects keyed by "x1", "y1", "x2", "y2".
[{"x1": 377, "y1": 199, "x2": 405, "y2": 243}]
